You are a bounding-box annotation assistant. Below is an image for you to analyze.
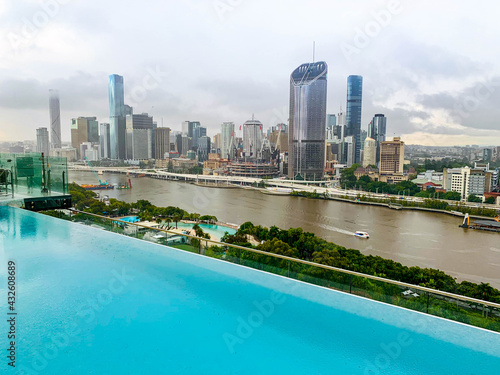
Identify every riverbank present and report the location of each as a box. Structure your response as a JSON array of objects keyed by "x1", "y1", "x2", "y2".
[{"x1": 290, "y1": 190, "x2": 499, "y2": 221}]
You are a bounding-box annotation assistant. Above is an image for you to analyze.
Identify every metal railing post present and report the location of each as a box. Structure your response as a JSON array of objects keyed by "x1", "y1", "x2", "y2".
[
  {"x1": 287, "y1": 260, "x2": 291, "y2": 278},
  {"x1": 427, "y1": 292, "x2": 430, "y2": 314}
]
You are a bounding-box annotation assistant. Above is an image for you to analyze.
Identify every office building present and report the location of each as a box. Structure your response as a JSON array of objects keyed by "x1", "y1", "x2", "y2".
[
  {"x1": 444, "y1": 166, "x2": 494, "y2": 200},
  {"x1": 360, "y1": 129, "x2": 367, "y2": 151},
  {"x1": 155, "y1": 127, "x2": 171, "y2": 159},
  {"x1": 288, "y1": 61, "x2": 328, "y2": 180},
  {"x1": 126, "y1": 113, "x2": 155, "y2": 160},
  {"x1": 87, "y1": 117, "x2": 99, "y2": 143},
  {"x1": 71, "y1": 117, "x2": 98, "y2": 159},
  {"x1": 220, "y1": 122, "x2": 235, "y2": 159},
  {"x1": 81, "y1": 142, "x2": 100, "y2": 162},
  {"x1": 368, "y1": 114, "x2": 387, "y2": 164},
  {"x1": 345, "y1": 75, "x2": 363, "y2": 164},
  {"x1": 380, "y1": 137, "x2": 404, "y2": 174},
  {"x1": 181, "y1": 135, "x2": 192, "y2": 156},
  {"x1": 242, "y1": 117, "x2": 263, "y2": 160},
  {"x1": 343, "y1": 136, "x2": 354, "y2": 167},
  {"x1": 49, "y1": 89, "x2": 61, "y2": 149},
  {"x1": 36, "y1": 127, "x2": 50, "y2": 156},
  {"x1": 193, "y1": 125, "x2": 206, "y2": 149},
  {"x1": 100, "y1": 123, "x2": 111, "y2": 159},
  {"x1": 49, "y1": 147, "x2": 77, "y2": 162},
  {"x1": 269, "y1": 131, "x2": 288, "y2": 153},
  {"x1": 132, "y1": 129, "x2": 153, "y2": 160},
  {"x1": 326, "y1": 114, "x2": 337, "y2": 129},
  {"x1": 363, "y1": 137, "x2": 376, "y2": 167},
  {"x1": 109, "y1": 74, "x2": 126, "y2": 159},
  {"x1": 197, "y1": 136, "x2": 211, "y2": 162},
  {"x1": 483, "y1": 148, "x2": 493, "y2": 162},
  {"x1": 213, "y1": 133, "x2": 221, "y2": 152}
]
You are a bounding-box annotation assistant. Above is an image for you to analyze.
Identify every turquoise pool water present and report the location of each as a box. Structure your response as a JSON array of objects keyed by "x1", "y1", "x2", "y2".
[
  {"x1": 1, "y1": 206, "x2": 499, "y2": 374},
  {"x1": 172, "y1": 222, "x2": 236, "y2": 239},
  {"x1": 119, "y1": 215, "x2": 140, "y2": 223}
]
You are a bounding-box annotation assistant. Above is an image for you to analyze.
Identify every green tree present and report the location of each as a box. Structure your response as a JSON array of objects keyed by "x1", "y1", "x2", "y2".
[
  {"x1": 172, "y1": 214, "x2": 182, "y2": 229},
  {"x1": 485, "y1": 196, "x2": 496, "y2": 204},
  {"x1": 444, "y1": 191, "x2": 462, "y2": 201},
  {"x1": 468, "y1": 194, "x2": 482, "y2": 203}
]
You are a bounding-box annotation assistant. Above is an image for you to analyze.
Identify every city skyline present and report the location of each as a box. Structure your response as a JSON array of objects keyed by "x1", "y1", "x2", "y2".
[{"x1": 2, "y1": 1, "x2": 500, "y2": 146}]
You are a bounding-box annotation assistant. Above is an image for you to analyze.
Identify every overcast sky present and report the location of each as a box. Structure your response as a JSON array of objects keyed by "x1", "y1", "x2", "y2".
[{"x1": 1, "y1": 0, "x2": 500, "y2": 146}]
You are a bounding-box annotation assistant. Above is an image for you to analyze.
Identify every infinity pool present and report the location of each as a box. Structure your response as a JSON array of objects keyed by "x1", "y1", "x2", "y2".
[{"x1": 0, "y1": 206, "x2": 499, "y2": 374}]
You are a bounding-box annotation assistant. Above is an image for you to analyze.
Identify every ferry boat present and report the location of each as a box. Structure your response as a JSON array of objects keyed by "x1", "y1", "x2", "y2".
[{"x1": 354, "y1": 231, "x2": 370, "y2": 239}]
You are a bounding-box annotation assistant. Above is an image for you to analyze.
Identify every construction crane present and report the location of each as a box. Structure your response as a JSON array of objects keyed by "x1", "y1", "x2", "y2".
[{"x1": 83, "y1": 157, "x2": 109, "y2": 186}]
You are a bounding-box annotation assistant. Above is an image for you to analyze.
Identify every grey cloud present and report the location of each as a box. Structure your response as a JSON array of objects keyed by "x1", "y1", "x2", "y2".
[{"x1": 417, "y1": 76, "x2": 500, "y2": 130}]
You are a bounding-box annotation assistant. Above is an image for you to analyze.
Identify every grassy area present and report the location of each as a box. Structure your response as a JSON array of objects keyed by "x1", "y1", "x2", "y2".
[{"x1": 169, "y1": 243, "x2": 199, "y2": 253}]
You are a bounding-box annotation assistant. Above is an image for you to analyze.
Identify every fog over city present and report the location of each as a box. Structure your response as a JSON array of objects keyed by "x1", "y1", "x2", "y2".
[{"x1": 1, "y1": 0, "x2": 499, "y2": 145}]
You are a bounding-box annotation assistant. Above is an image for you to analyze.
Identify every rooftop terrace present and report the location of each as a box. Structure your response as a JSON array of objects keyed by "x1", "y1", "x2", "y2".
[{"x1": 0, "y1": 152, "x2": 71, "y2": 210}]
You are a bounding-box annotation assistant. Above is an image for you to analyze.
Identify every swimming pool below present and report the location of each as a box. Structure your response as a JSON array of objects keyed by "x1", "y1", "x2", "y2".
[
  {"x1": 172, "y1": 222, "x2": 236, "y2": 239},
  {"x1": 0, "y1": 206, "x2": 499, "y2": 374}
]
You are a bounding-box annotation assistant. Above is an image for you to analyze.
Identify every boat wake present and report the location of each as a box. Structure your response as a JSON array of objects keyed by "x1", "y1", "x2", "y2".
[{"x1": 317, "y1": 223, "x2": 354, "y2": 236}]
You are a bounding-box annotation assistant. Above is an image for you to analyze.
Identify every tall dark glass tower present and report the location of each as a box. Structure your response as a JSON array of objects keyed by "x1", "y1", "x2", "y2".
[
  {"x1": 288, "y1": 62, "x2": 328, "y2": 181},
  {"x1": 345, "y1": 75, "x2": 363, "y2": 164},
  {"x1": 109, "y1": 74, "x2": 126, "y2": 159},
  {"x1": 49, "y1": 89, "x2": 61, "y2": 149}
]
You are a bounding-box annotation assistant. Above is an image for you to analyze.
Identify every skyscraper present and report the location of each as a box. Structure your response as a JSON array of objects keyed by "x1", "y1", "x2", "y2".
[
  {"x1": 345, "y1": 75, "x2": 363, "y2": 164},
  {"x1": 221, "y1": 122, "x2": 235, "y2": 159},
  {"x1": 193, "y1": 125, "x2": 206, "y2": 149},
  {"x1": 288, "y1": 61, "x2": 328, "y2": 180},
  {"x1": 155, "y1": 127, "x2": 171, "y2": 159},
  {"x1": 242, "y1": 117, "x2": 263, "y2": 160},
  {"x1": 71, "y1": 117, "x2": 99, "y2": 159},
  {"x1": 49, "y1": 89, "x2": 61, "y2": 149},
  {"x1": 197, "y1": 136, "x2": 211, "y2": 162},
  {"x1": 368, "y1": 114, "x2": 387, "y2": 164},
  {"x1": 380, "y1": 137, "x2": 404, "y2": 174},
  {"x1": 36, "y1": 127, "x2": 50, "y2": 156},
  {"x1": 362, "y1": 137, "x2": 376, "y2": 167},
  {"x1": 109, "y1": 74, "x2": 126, "y2": 159},
  {"x1": 213, "y1": 133, "x2": 221, "y2": 152},
  {"x1": 126, "y1": 113, "x2": 155, "y2": 160},
  {"x1": 326, "y1": 114, "x2": 337, "y2": 129},
  {"x1": 100, "y1": 123, "x2": 111, "y2": 159}
]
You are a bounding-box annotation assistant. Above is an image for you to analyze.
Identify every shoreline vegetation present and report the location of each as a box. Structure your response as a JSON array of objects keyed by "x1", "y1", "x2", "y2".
[
  {"x1": 43, "y1": 183, "x2": 500, "y2": 302},
  {"x1": 289, "y1": 190, "x2": 499, "y2": 219}
]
